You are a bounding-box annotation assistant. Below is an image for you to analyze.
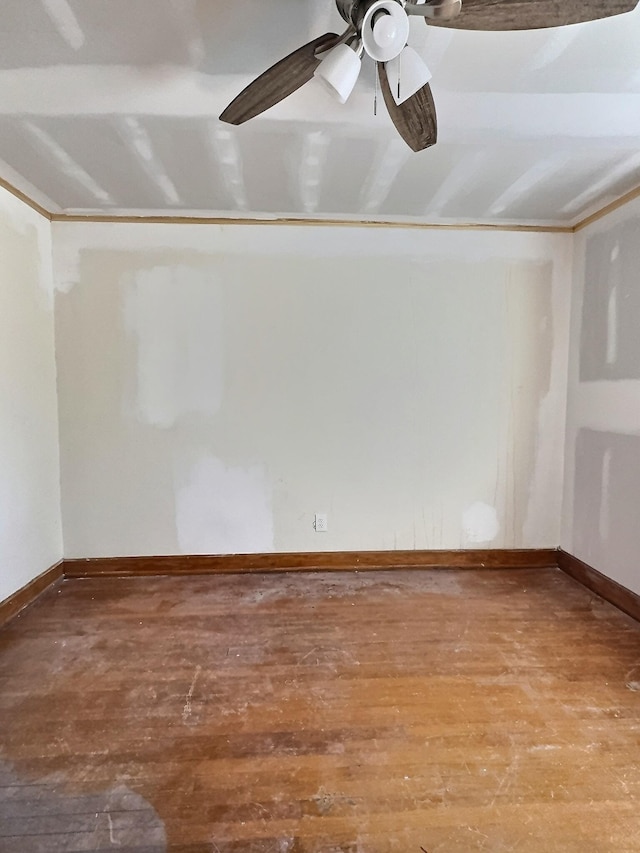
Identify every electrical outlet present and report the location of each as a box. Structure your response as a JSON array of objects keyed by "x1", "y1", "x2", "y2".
[{"x1": 314, "y1": 513, "x2": 328, "y2": 532}]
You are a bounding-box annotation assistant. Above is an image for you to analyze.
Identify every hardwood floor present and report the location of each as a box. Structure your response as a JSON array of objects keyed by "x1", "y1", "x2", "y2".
[{"x1": 1, "y1": 568, "x2": 640, "y2": 852}]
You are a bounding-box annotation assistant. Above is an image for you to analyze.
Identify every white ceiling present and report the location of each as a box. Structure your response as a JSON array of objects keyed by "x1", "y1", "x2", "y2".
[{"x1": 2, "y1": 0, "x2": 640, "y2": 225}]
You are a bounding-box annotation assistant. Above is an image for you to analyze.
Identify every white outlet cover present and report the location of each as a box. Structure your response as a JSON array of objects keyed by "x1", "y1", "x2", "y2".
[{"x1": 314, "y1": 513, "x2": 328, "y2": 532}]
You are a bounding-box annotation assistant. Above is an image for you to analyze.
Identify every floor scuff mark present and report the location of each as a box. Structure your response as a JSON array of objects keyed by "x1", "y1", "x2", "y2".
[
  {"x1": 182, "y1": 664, "x2": 202, "y2": 723},
  {"x1": 107, "y1": 811, "x2": 119, "y2": 846},
  {"x1": 625, "y1": 665, "x2": 640, "y2": 691}
]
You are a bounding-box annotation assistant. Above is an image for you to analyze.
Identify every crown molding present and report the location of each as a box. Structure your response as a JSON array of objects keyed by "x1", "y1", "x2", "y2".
[
  {"x1": 572, "y1": 182, "x2": 640, "y2": 232},
  {"x1": 46, "y1": 212, "x2": 571, "y2": 232},
  {"x1": 3, "y1": 169, "x2": 639, "y2": 233},
  {"x1": 0, "y1": 176, "x2": 52, "y2": 220}
]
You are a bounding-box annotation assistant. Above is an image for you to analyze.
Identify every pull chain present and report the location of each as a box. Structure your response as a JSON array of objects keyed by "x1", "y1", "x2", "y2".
[
  {"x1": 397, "y1": 51, "x2": 401, "y2": 100},
  {"x1": 374, "y1": 65, "x2": 378, "y2": 115}
]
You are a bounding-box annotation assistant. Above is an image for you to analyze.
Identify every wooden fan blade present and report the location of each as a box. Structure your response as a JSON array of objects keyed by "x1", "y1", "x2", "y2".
[
  {"x1": 220, "y1": 33, "x2": 339, "y2": 125},
  {"x1": 425, "y1": 0, "x2": 638, "y2": 30},
  {"x1": 378, "y1": 62, "x2": 437, "y2": 152}
]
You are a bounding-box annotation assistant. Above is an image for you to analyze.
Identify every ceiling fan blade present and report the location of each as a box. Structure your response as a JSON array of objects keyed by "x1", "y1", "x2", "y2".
[
  {"x1": 220, "y1": 33, "x2": 339, "y2": 125},
  {"x1": 423, "y1": 0, "x2": 638, "y2": 30},
  {"x1": 405, "y1": 0, "x2": 462, "y2": 21},
  {"x1": 377, "y1": 62, "x2": 437, "y2": 152}
]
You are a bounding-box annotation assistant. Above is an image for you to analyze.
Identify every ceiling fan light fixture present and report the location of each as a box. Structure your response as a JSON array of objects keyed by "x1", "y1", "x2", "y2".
[
  {"x1": 373, "y1": 14, "x2": 398, "y2": 47},
  {"x1": 313, "y1": 42, "x2": 362, "y2": 104},
  {"x1": 361, "y1": 0, "x2": 409, "y2": 61},
  {"x1": 386, "y1": 46, "x2": 432, "y2": 105}
]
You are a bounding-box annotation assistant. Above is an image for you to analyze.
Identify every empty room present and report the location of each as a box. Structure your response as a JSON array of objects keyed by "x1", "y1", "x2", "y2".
[{"x1": 1, "y1": 1, "x2": 640, "y2": 851}]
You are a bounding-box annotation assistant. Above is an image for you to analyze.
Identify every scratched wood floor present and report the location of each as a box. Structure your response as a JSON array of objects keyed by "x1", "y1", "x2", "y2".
[{"x1": 1, "y1": 568, "x2": 640, "y2": 852}]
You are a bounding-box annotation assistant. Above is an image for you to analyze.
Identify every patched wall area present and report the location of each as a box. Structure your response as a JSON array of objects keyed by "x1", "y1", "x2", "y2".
[
  {"x1": 53, "y1": 224, "x2": 571, "y2": 558},
  {"x1": 563, "y1": 200, "x2": 640, "y2": 594},
  {"x1": 0, "y1": 187, "x2": 62, "y2": 601}
]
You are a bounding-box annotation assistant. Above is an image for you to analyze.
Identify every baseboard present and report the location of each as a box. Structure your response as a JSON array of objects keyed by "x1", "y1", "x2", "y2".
[
  {"x1": 7, "y1": 551, "x2": 638, "y2": 628},
  {"x1": 0, "y1": 560, "x2": 64, "y2": 627},
  {"x1": 62, "y1": 548, "x2": 558, "y2": 578},
  {"x1": 558, "y1": 549, "x2": 640, "y2": 623}
]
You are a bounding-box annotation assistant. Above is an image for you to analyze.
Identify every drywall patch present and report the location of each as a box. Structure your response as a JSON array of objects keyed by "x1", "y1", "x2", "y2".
[
  {"x1": 52, "y1": 229, "x2": 81, "y2": 292},
  {"x1": 573, "y1": 429, "x2": 640, "y2": 595},
  {"x1": 462, "y1": 502, "x2": 499, "y2": 544},
  {"x1": 580, "y1": 218, "x2": 640, "y2": 380},
  {"x1": 53, "y1": 252, "x2": 79, "y2": 293},
  {"x1": 124, "y1": 264, "x2": 223, "y2": 428},
  {"x1": 175, "y1": 455, "x2": 273, "y2": 554},
  {"x1": 0, "y1": 188, "x2": 54, "y2": 307},
  {"x1": 512, "y1": 257, "x2": 563, "y2": 548}
]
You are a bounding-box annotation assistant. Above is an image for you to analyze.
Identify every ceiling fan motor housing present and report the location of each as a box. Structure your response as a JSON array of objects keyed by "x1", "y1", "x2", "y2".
[
  {"x1": 335, "y1": 0, "x2": 402, "y2": 27},
  {"x1": 335, "y1": 0, "x2": 359, "y2": 25}
]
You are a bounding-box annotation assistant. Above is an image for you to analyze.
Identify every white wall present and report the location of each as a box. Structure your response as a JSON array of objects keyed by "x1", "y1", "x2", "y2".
[
  {"x1": 0, "y1": 188, "x2": 62, "y2": 601},
  {"x1": 53, "y1": 222, "x2": 571, "y2": 558},
  {"x1": 563, "y1": 199, "x2": 640, "y2": 594}
]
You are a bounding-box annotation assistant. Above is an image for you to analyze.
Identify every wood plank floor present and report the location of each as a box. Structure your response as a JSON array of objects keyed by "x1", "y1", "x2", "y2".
[{"x1": 1, "y1": 568, "x2": 640, "y2": 852}]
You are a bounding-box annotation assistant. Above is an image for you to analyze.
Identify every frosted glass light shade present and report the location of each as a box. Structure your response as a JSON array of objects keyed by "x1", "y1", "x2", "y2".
[
  {"x1": 373, "y1": 15, "x2": 398, "y2": 49},
  {"x1": 385, "y1": 46, "x2": 432, "y2": 105},
  {"x1": 314, "y1": 43, "x2": 362, "y2": 104},
  {"x1": 362, "y1": 0, "x2": 410, "y2": 62}
]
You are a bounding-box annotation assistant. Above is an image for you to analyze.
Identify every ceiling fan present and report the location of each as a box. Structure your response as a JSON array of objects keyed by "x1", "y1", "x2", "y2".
[{"x1": 219, "y1": 0, "x2": 638, "y2": 152}]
